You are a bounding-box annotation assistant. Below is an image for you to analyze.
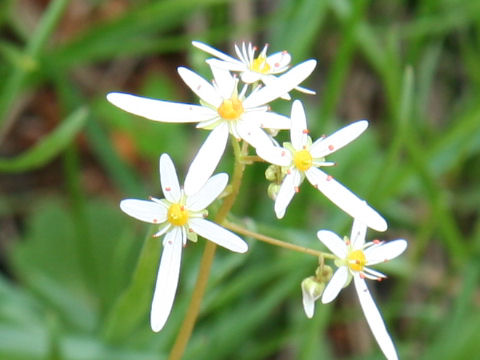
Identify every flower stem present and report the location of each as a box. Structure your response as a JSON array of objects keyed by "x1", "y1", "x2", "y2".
[
  {"x1": 223, "y1": 221, "x2": 335, "y2": 259},
  {"x1": 169, "y1": 139, "x2": 246, "y2": 360}
]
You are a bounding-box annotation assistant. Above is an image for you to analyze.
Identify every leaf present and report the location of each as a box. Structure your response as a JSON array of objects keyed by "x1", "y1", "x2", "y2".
[{"x1": 0, "y1": 107, "x2": 87, "y2": 172}]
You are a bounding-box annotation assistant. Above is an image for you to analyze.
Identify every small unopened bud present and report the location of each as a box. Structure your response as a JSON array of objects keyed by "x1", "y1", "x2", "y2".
[
  {"x1": 265, "y1": 165, "x2": 280, "y2": 182},
  {"x1": 267, "y1": 183, "x2": 281, "y2": 200},
  {"x1": 301, "y1": 276, "x2": 326, "y2": 318},
  {"x1": 315, "y1": 264, "x2": 333, "y2": 282}
]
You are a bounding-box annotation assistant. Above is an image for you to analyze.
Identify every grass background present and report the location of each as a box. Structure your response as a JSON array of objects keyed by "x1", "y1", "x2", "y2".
[{"x1": 1, "y1": 0, "x2": 480, "y2": 359}]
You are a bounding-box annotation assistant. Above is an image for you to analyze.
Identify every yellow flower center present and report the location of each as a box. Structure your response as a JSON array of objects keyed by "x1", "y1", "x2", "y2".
[
  {"x1": 293, "y1": 149, "x2": 313, "y2": 171},
  {"x1": 167, "y1": 203, "x2": 189, "y2": 226},
  {"x1": 251, "y1": 56, "x2": 271, "y2": 74},
  {"x1": 347, "y1": 250, "x2": 367, "y2": 272},
  {"x1": 217, "y1": 97, "x2": 244, "y2": 120}
]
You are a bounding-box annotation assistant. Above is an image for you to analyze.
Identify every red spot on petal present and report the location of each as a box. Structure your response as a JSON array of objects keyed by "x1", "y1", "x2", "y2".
[
  {"x1": 346, "y1": 240, "x2": 351, "y2": 245},
  {"x1": 302, "y1": 129, "x2": 309, "y2": 134},
  {"x1": 281, "y1": 151, "x2": 286, "y2": 157},
  {"x1": 274, "y1": 62, "x2": 280, "y2": 67},
  {"x1": 328, "y1": 144, "x2": 334, "y2": 151},
  {"x1": 377, "y1": 277, "x2": 384, "y2": 282},
  {"x1": 165, "y1": 187, "x2": 171, "y2": 191},
  {"x1": 294, "y1": 186, "x2": 300, "y2": 193},
  {"x1": 168, "y1": 240, "x2": 173, "y2": 245},
  {"x1": 360, "y1": 273, "x2": 366, "y2": 279},
  {"x1": 287, "y1": 169, "x2": 291, "y2": 175},
  {"x1": 373, "y1": 239, "x2": 381, "y2": 244},
  {"x1": 153, "y1": 219, "x2": 158, "y2": 224},
  {"x1": 326, "y1": 175, "x2": 333, "y2": 181},
  {"x1": 196, "y1": 85, "x2": 201, "y2": 91}
]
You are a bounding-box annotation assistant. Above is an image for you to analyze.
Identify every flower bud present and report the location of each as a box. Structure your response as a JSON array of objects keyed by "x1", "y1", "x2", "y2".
[
  {"x1": 301, "y1": 276, "x2": 326, "y2": 318},
  {"x1": 267, "y1": 183, "x2": 281, "y2": 200}
]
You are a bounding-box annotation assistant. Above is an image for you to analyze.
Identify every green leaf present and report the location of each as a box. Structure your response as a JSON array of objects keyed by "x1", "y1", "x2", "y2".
[{"x1": 0, "y1": 107, "x2": 87, "y2": 172}]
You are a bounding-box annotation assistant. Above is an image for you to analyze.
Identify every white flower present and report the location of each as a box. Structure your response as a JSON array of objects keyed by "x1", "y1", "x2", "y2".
[
  {"x1": 192, "y1": 40, "x2": 315, "y2": 97},
  {"x1": 120, "y1": 153, "x2": 248, "y2": 332},
  {"x1": 317, "y1": 219, "x2": 407, "y2": 360},
  {"x1": 256, "y1": 100, "x2": 387, "y2": 232},
  {"x1": 107, "y1": 59, "x2": 316, "y2": 194}
]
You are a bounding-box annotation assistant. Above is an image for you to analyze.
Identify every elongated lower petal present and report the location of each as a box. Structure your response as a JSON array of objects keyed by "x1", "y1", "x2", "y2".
[
  {"x1": 316, "y1": 230, "x2": 348, "y2": 258},
  {"x1": 189, "y1": 218, "x2": 248, "y2": 253},
  {"x1": 192, "y1": 41, "x2": 243, "y2": 66},
  {"x1": 106, "y1": 92, "x2": 214, "y2": 122},
  {"x1": 305, "y1": 167, "x2": 388, "y2": 232},
  {"x1": 310, "y1": 120, "x2": 368, "y2": 158},
  {"x1": 274, "y1": 172, "x2": 297, "y2": 219},
  {"x1": 353, "y1": 276, "x2": 398, "y2": 360},
  {"x1": 365, "y1": 240, "x2": 407, "y2": 266},
  {"x1": 120, "y1": 199, "x2": 167, "y2": 224},
  {"x1": 184, "y1": 123, "x2": 229, "y2": 196},
  {"x1": 256, "y1": 145, "x2": 292, "y2": 167},
  {"x1": 186, "y1": 173, "x2": 228, "y2": 211},
  {"x1": 321, "y1": 266, "x2": 349, "y2": 304},
  {"x1": 236, "y1": 122, "x2": 273, "y2": 149},
  {"x1": 150, "y1": 228, "x2": 183, "y2": 332},
  {"x1": 159, "y1": 154, "x2": 181, "y2": 203},
  {"x1": 350, "y1": 218, "x2": 367, "y2": 249}
]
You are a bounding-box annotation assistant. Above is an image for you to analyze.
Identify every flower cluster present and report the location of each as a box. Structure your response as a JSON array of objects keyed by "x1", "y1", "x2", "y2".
[{"x1": 108, "y1": 40, "x2": 407, "y2": 359}]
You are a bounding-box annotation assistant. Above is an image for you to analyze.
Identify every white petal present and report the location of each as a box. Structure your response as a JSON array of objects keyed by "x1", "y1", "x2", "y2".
[
  {"x1": 189, "y1": 218, "x2": 248, "y2": 253},
  {"x1": 365, "y1": 240, "x2": 407, "y2": 266},
  {"x1": 290, "y1": 100, "x2": 308, "y2": 149},
  {"x1": 240, "y1": 70, "x2": 262, "y2": 83},
  {"x1": 305, "y1": 168, "x2": 388, "y2": 232},
  {"x1": 236, "y1": 122, "x2": 273, "y2": 149},
  {"x1": 186, "y1": 173, "x2": 228, "y2": 211},
  {"x1": 321, "y1": 266, "x2": 349, "y2": 304},
  {"x1": 177, "y1": 67, "x2": 222, "y2": 108},
  {"x1": 350, "y1": 218, "x2": 367, "y2": 249},
  {"x1": 266, "y1": 51, "x2": 291, "y2": 73},
  {"x1": 192, "y1": 41, "x2": 243, "y2": 65},
  {"x1": 353, "y1": 276, "x2": 399, "y2": 360},
  {"x1": 242, "y1": 111, "x2": 290, "y2": 130},
  {"x1": 106, "y1": 92, "x2": 214, "y2": 122},
  {"x1": 256, "y1": 145, "x2": 292, "y2": 167},
  {"x1": 302, "y1": 286, "x2": 315, "y2": 319},
  {"x1": 310, "y1": 120, "x2": 369, "y2": 158},
  {"x1": 274, "y1": 172, "x2": 297, "y2": 219},
  {"x1": 159, "y1": 154, "x2": 181, "y2": 203},
  {"x1": 316, "y1": 230, "x2": 348, "y2": 258},
  {"x1": 206, "y1": 58, "x2": 246, "y2": 72},
  {"x1": 243, "y1": 59, "x2": 317, "y2": 108},
  {"x1": 150, "y1": 228, "x2": 183, "y2": 332},
  {"x1": 184, "y1": 123, "x2": 229, "y2": 196},
  {"x1": 208, "y1": 61, "x2": 237, "y2": 99},
  {"x1": 120, "y1": 199, "x2": 167, "y2": 224},
  {"x1": 295, "y1": 85, "x2": 316, "y2": 95}
]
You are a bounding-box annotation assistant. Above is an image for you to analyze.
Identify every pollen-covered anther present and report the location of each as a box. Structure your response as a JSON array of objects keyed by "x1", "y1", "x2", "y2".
[
  {"x1": 373, "y1": 239, "x2": 381, "y2": 244},
  {"x1": 294, "y1": 186, "x2": 300, "y2": 193},
  {"x1": 302, "y1": 129, "x2": 309, "y2": 134},
  {"x1": 218, "y1": 97, "x2": 244, "y2": 120}
]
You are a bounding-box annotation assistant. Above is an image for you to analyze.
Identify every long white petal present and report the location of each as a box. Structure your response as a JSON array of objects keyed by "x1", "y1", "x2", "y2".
[
  {"x1": 186, "y1": 173, "x2": 228, "y2": 211},
  {"x1": 183, "y1": 123, "x2": 229, "y2": 196},
  {"x1": 274, "y1": 172, "x2": 297, "y2": 219},
  {"x1": 350, "y1": 218, "x2": 367, "y2": 249},
  {"x1": 310, "y1": 120, "x2": 369, "y2": 158},
  {"x1": 240, "y1": 70, "x2": 262, "y2": 84},
  {"x1": 353, "y1": 276, "x2": 399, "y2": 360},
  {"x1": 120, "y1": 199, "x2": 167, "y2": 224},
  {"x1": 206, "y1": 58, "x2": 246, "y2": 72},
  {"x1": 316, "y1": 230, "x2": 348, "y2": 258},
  {"x1": 243, "y1": 60, "x2": 317, "y2": 108},
  {"x1": 305, "y1": 168, "x2": 388, "y2": 232},
  {"x1": 189, "y1": 218, "x2": 248, "y2": 253},
  {"x1": 236, "y1": 122, "x2": 273, "y2": 149},
  {"x1": 321, "y1": 266, "x2": 349, "y2": 304},
  {"x1": 177, "y1": 67, "x2": 222, "y2": 108},
  {"x1": 208, "y1": 61, "x2": 237, "y2": 99},
  {"x1": 290, "y1": 100, "x2": 308, "y2": 149},
  {"x1": 256, "y1": 145, "x2": 292, "y2": 166},
  {"x1": 150, "y1": 228, "x2": 183, "y2": 332},
  {"x1": 241, "y1": 111, "x2": 290, "y2": 130},
  {"x1": 160, "y1": 154, "x2": 181, "y2": 203},
  {"x1": 192, "y1": 41, "x2": 243, "y2": 65},
  {"x1": 365, "y1": 240, "x2": 407, "y2": 266},
  {"x1": 106, "y1": 92, "x2": 214, "y2": 122}
]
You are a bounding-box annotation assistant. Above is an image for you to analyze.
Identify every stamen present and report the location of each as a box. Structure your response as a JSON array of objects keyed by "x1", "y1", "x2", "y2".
[{"x1": 302, "y1": 129, "x2": 309, "y2": 134}]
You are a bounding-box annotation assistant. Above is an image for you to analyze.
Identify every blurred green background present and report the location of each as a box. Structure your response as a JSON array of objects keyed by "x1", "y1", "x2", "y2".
[{"x1": 1, "y1": 0, "x2": 480, "y2": 359}]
